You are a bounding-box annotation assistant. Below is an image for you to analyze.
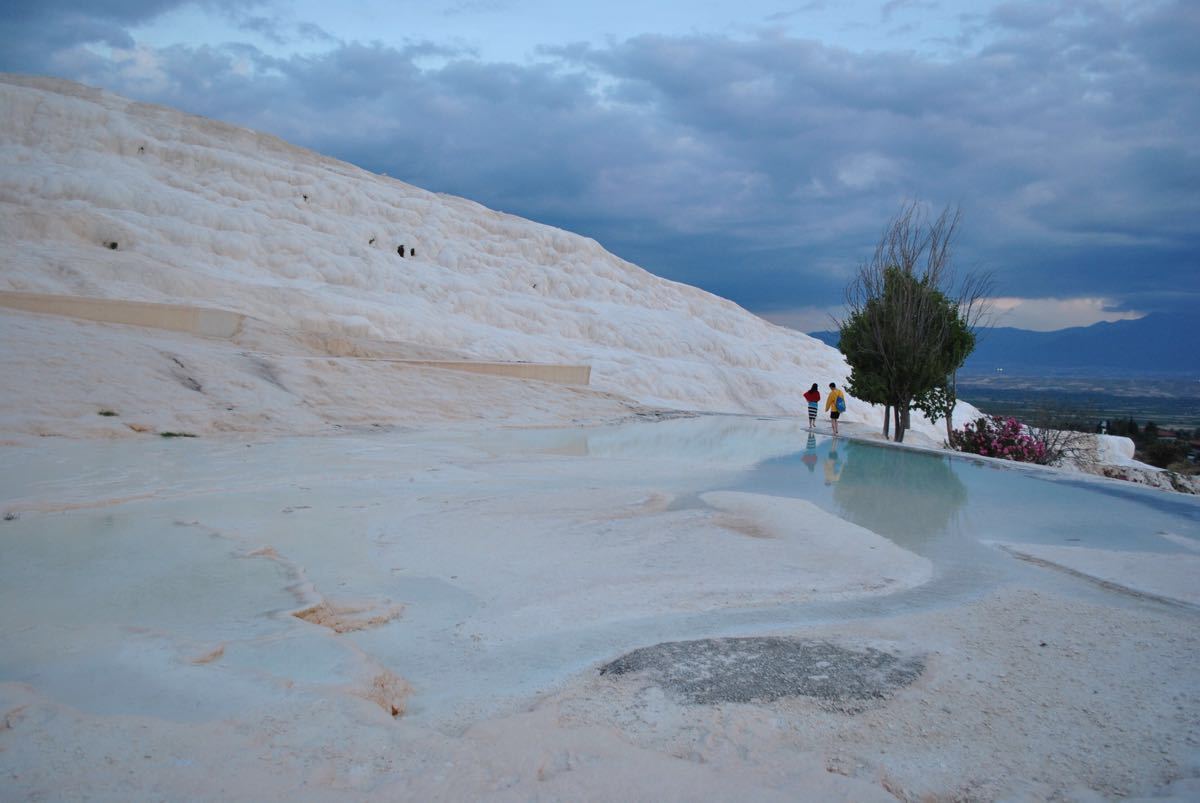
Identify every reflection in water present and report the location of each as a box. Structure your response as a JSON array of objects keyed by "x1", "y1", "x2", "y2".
[
  {"x1": 832, "y1": 441, "x2": 968, "y2": 547},
  {"x1": 802, "y1": 433, "x2": 818, "y2": 474},
  {"x1": 480, "y1": 415, "x2": 1196, "y2": 561},
  {"x1": 823, "y1": 446, "x2": 844, "y2": 486}
]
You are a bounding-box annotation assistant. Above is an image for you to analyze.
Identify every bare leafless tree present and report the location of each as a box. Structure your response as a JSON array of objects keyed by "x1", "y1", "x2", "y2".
[{"x1": 1023, "y1": 402, "x2": 1099, "y2": 468}]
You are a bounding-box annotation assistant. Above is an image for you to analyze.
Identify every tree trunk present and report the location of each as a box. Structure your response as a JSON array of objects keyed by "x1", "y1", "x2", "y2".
[
  {"x1": 894, "y1": 403, "x2": 906, "y2": 442},
  {"x1": 944, "y1": 371, "x2": 957, "y2": 443},
  {"x1": 883, "y1": 404, "x2": 891, "y2": 439}
]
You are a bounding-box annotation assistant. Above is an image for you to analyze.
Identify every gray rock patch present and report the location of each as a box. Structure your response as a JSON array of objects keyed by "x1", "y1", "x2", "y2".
[{"x1": 600, "y1": 637, "x2": 924, "y2": 710}]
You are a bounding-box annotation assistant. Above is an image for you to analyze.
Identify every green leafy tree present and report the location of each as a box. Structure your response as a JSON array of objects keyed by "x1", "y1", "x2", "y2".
[
  {"x1": 839, "y1": 298, "x2": 894, "y2": 435},
  {"x1": 914, "y1": 299, "x2": 976, "y2": 442},
  {"x1": 838, "y1": 203, "x2": 991, "y2": 443}
]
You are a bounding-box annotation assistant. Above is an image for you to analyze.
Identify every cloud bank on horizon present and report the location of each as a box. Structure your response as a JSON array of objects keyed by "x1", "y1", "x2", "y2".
[{"x1": 1, "y1": 0, "x2": 1196, "y2": 332}]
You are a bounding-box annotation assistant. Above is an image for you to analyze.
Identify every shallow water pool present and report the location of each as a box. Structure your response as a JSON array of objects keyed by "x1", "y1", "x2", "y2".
[{"x1": 1, "y1": 415, "x2": 1197, "y2": 726}]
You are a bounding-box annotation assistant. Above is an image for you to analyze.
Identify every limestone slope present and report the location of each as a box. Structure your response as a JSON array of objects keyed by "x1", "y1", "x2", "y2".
[{"x1": 0, "y1": 74, "x2": 853, "y2": 419}]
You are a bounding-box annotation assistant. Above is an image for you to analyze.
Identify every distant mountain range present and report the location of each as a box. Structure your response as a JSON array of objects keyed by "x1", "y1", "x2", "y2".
[{"x1": 808, "y1": 312, "x2": 1198, "y2": 377}]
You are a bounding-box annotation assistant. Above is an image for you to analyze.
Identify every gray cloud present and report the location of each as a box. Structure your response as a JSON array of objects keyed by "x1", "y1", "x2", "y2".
[
  {"x1": 881, "y1": 0, "x2": 940, "y2": 23},
  {"x1": 294, "y1": 21, "x2": 335, "y2": 44},
  {"x1": 763, "y1": 2, "x2": 829, "y2": 24},
  {"x1": 1, "y1": 0, "x2": 1196, "y2": 319},
  {"x1": 237, "y1": 15, "x2": 291, "y2": 45},
  {"x1": 0, "y1": 0, "x2": 269, "y2": 72},
  {"x1": 0, "y1": 0, "x2": 259, "y2": 28},
  {"x1": 988, "y1": 1, "x2": 1063, "y2": 30},
  {"x1": 442, "y1": 0, "x2": 513, "y2": 16},
  {"x1": 0, "y1": 0, "x2": 187, "y2": 23}
]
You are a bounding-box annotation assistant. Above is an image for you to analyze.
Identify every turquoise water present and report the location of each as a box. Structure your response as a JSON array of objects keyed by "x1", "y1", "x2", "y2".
[
  {"x1": 729, "y1": 432, "x2": 1200, "y2": 556},
  {"x1": 2, "y1": 416, "x2": 1198, "y2": 725}
]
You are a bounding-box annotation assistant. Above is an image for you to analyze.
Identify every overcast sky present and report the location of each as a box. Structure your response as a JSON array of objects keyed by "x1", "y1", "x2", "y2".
[{"x1": 2, "y1": 0, "x2": 1196, "y2": 331}]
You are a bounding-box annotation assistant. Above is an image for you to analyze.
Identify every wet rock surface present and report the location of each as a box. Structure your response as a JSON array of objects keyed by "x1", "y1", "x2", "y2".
[{"x1": 600, "y1": 637, "x2": 924, "y2": 709}]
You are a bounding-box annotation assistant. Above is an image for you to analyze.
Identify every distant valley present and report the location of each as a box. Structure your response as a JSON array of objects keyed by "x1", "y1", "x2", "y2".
[
  {"x1": 955, "y1": 374, "x2": 1200, "y2": 431},
  {"x1": 808, "y1": 311, "x2": 1198, "y2": 378},
  {"x1": 807, "y1": 312, "x2": 1200, "y2": 429}
]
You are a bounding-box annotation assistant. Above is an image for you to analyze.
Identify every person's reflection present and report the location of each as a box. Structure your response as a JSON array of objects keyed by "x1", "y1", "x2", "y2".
[
  {"x1": 801, "y1": 433, "x2": 818, "y2": 473},
  {"x1": 823, "y1": 446, "x2": 844, "y2": 486}
]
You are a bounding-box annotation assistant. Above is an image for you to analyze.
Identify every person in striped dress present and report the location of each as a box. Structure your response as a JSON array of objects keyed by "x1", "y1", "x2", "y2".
[{"x1": 803, "y1": 383, "x2": 821, "y2": 429}]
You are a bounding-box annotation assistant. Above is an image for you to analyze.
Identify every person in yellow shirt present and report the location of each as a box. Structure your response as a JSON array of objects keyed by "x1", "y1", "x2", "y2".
[{"x1": 824, "y1": 382, "x2": 846, "y2": 436}]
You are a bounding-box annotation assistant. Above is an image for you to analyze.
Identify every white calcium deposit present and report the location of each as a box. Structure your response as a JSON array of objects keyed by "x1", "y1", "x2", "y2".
[{"x1": 0, "y1": 73, "x2": 974, "y2": 440}]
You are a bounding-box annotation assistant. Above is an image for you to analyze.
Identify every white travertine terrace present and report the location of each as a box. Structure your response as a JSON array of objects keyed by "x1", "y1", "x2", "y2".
[{"x1": 0, "y1": 73, "x2": 970, "y2": 437}]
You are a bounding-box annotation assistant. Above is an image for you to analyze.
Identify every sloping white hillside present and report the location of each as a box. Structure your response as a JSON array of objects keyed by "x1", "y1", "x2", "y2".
[{"x1": 0, "y1": 74, "x2": 958, "y2": 437}]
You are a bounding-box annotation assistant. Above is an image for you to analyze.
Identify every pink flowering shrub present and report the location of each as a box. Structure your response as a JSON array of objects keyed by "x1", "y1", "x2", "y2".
[{"x1": 949, "y1": 415, "x2": 1050, "y2": 464}]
